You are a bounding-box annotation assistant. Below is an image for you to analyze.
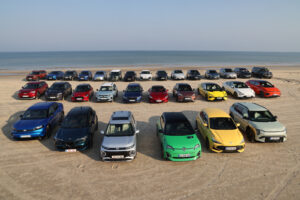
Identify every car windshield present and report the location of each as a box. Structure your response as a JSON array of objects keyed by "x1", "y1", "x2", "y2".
[
  {"x1": 151, "y1": 86, "x2": 165, "y2": 92},
  {"x1": 51, "y1": 71, "x2": 60, "y2": 75},
  {"x1": 65, "y1": 71, "x2": 74, "y2": 75},
  {"x1": 22, "y1": 109, "x2": 48, "y2": 119},
  {"x1": 208, "y1": 70, "x2": 217, "y2": 74},
  {"x1": 50, "y1": 84, "x2": 64, "y2": 90},
  {"x1": 210, "y1": 117, "x2": 236, "y2": 130},
  {"x1": 96, "y1": 71, "x2": 104, "y2": 75},
  {"x1": 126, "y1": 71, "x2": 135, "y2": 75},
  {"x1": 232, "y1": 82, "x2": 248, "y2": 88},
  {"x1": 260, "y1": 68, "x2": 269, "y2": 72},
  {"x1": 31, "y1": 71, "x2": 39, "y2": 75},
  {"x1": 165, "y1": 121, "x2": 194, "y2": 135},
  {"x1": 127, "y1": 86, "x2": 141, "y2": 92},
  {"x1": 100, "y1": 86, "x2": 112, "y2": 91},
  {"x1": 178, "y1": 85, "x2": 192, "y2": 91},
  {"x1": 249, "y1": 111, "x2": 276, "y2": 122},
  {"x1": 174, "y1": 70, "x2": 183, "y2": 73},
  {"x1": 111, "y1": 72, "x2": 120, "y2": 76},
  {"x1": 105, "y1": 123, "x2": 134, "y2": 136},
  {"x1": 205, "y1": 84, "x2": 222, "y2": 91},
  {"x1": 224, "y1": 69, "x2": 233, "y2": 72},
  {"x1": 61, "y1": 114, "x2": 88, "y2": 128},
  {"x1": 157, "y1": 71, "x2": 167, "y2": 75},
  {"x1": 190, "y1": 70, "x2": 199, "y2": 75},
  {"x1": 141, "y1": 71, "x2": 150, "y2": 74},
  {"x1": 80, "y1": 71, "x2": 89, "y2": 75},
  {"x1": 23, "y1": 83, "x2": 38, "y2": 89},
  {"x1": 239, "y1": 68, "x2": 248, "y2": 71},
  {"x1": 76, "y1": 85, "x2": 89, "y2": 92},
  {"x1": 260, "y1": 81, "x2": 273, "y2": 87}
]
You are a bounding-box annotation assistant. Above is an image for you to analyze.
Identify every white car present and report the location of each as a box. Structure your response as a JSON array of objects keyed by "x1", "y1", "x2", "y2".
[
  {"x1": 140, "y1": 70, "x2": 152, "y2": 80},
  {"x1": 223, "y1": 81, "x2": 255, "y2": 98},
  {"x1": 171, "y1": 70, "x2": 185, "y2": 80}
]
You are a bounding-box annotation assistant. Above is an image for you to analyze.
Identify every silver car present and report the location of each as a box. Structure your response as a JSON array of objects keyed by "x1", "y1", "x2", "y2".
[
  {"x1": 171, "y1": 70, "x2": 185, "y2": 80},
  {"x1": 93, "y1": 71, "x2": 107, "y2": 81},
  {"x1": 219, "y1": 68, "x2": 237, "y2": 79},
  {"x1": 100, "y1": 111, "x2": 139, "y2": 161},
  {"x1": 230, "y1": 102, "x2": 287, "y2": 142},
  {"x1": 95, "y1": 82, "x2": 118, "y2": 102}
]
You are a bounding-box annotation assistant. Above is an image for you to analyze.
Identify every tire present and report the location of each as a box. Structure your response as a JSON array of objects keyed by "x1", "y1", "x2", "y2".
[
  {"x1": 59, "y1": 112, "x2": 64, "y2": 124},
  {"x1": 39, "y1": 125, "x2": 51, "y2": 140},
  {"x1": 246, "y1": 128, "x2": 255, "y2": 142},
  {"x1": 233, "y1": 92, "x2": 238, "y2": 98},
  {"x1": 161, "y1": 145, "x2": 166, "y2": 160},
  {"x1": 36, "y1": 92, "x2": 41, "y2": 99},
  {"x1": 206, "y1": 138, "x2": 210, "y2": 151},
  {"x1": 259, "y1": 91, "x2": 264, "y2": 97}
]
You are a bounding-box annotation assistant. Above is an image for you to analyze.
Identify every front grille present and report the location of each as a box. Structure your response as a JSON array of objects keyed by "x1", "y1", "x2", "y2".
[
  {"x1": 105, "y1": 151, "x2": 131, "y2": 157},
  {"x1": 215, "y1": 146, "x2": 244, "y2": 151},
  {"x1": 105, "y1": 147, "x2": 128, "y2": 150},
  {"x1": 264, "y1": 137, "x2": 284, "y2": 143},
  {"x1": 174, "y1": 147, "x2": 194, "y2": 151}
]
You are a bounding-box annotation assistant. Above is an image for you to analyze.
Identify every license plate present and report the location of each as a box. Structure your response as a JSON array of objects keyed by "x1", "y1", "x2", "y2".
[
  {"x1": 49, "y1": 77, "x2": 52, "y2": 79},
  {"x1": 20, "y1": 135, "x2": 31, "y2": 138},
  {"x1": 129, "y1": 99, "x2": 136, "y2": 102},
  {"x1": 50, "y1": 96, "x2": 56, "y2": 99},
  {"x1": 179, "y1": 154, "x2": 190, "y2": 158},
  {"x1": 76, "y1": 97, "x2": 83, "y2": 100},
  {"x1": 65, "y1": 149, "x2": 77, "y2": 152},
  {"x1": 185, "y1": 98, "x2": 191, "y2": 100},
  {"x1": 225, "y1": 147, "x2": 236, "y2": 151},
  {"x1": 112, "y1": 155, "x2": 124, "y2": 159},
  {"x1": 156, "y1": 100, "x2": 162, "y2": 102},
  {"x1": 22, "y1": 95, "x2": 29, "y2": 97},
  {"x1": 270, "y1": 137, "x2": 280, "y2": 140},
  {"x1": 217, "y1": 97, "x2": 223, "y2": 100}
]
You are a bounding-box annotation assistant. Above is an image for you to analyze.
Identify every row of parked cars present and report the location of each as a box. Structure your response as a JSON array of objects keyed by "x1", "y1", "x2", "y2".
[
  {"x1": 25, "y1": 67, "x2": 273, "y2": 82},
  {"x1": 11, "y1": 102, "x2": 287, "y2": 161},
  {"x1": 18, "y1": 79, "x2": 281, "y2": 102}
]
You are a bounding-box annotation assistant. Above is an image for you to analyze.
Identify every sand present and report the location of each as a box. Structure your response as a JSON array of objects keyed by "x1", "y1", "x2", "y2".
[{"x1": 0, "y1": 66, "x2": 299, "y2": 200}]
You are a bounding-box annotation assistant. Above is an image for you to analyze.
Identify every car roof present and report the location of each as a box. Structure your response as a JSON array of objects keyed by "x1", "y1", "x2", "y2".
[
  {"x1": 237, "y1": 102, "x2": 267, "y2": 111},
  {"x1": 128, "y1": 83, "x2": 141, "y2": 87},
  {"x1": 27, "y1": 81, "x2": 43, "y2": 84},
  {"x1": 52, "y1": 82, "x2": 66, "y2": 85},
  {"x1": 163, "y1": 112, "x2": 188, "y2": 123},
  {"x1": 77, "y1": 83, "x2": 90, "y2": 87},
  {"x1": 201, "y1": 82, "x2": 219, "y2": 86},
  {"x1": 101, "y1": 82, "x2": 114, "y2": 87},
  {"x1": 203, "y1": 108, "x2": 230, "y2": 118},
  {"x1": 110, "y1": 111, "x2": 132, "y2": 124},
  {"x1": 68, "y1": 106, "x2": 91, "y2": 115},
  {"x1": 111, "y1": 70, "x2": 121, "y2": 72},
  {"x1": 29, "y1": 102, "x2": 55, "y2": 110}
]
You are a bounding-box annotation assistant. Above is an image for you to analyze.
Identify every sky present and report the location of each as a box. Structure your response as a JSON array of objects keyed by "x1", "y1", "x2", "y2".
[{"x1": 0, "y1": 0, "x2": 300, "y2": 52}]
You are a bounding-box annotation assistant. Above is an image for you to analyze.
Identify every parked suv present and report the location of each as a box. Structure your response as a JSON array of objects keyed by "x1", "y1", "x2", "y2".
[
  {"x1": 95, "y1": 82, "x2": 118, "y2": 102},
  {"x1": 100, "y1": 111, "x2": 139, "y2": 161},
  {"x1": 251, "y1": 67, "x2": 273, "y2": 78},
  {"x1": 109, "y1": 70, "x2": 122, "y2": 81},
  {"x1": 219, "y1": 68, "x2": 237, "y2": 79},
  {"x1": 229, "y1": 102, "x2": 287, "y2": 142},
  {"x1": 156, "y1": 70, "x2": 168, "y2": 80},
  {"x1": 123, "y1": 71, "x2": 137, "y2": 82},
  {"x1": 64, "y1": 70, "x2": 78, "y2": 80},
  {"x1": 26, "y1": 70, "x2": 47, "y2": 81},
  {"x1": 45, "y1": 82, "x2": 72, "y2": 101},
  {"x1": 234, "y1": 68, "x2": 251, "y2": 78},
  {"x1": 93, "y1": 71, "x2": 107, "y2": 81}
]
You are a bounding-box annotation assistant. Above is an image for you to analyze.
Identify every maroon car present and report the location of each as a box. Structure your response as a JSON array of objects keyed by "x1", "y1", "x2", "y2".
[
  {"x1": 26, "y1": 70, "x2": 47, "y2": 81},
  {"x1": 18, "y1": 81, "x2": 48, "y2": 99},
  {"x1": 172, "y1": 83, "x2": 196, "y2": 102}
]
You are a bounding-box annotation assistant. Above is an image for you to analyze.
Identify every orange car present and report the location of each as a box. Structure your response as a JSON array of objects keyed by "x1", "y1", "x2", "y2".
[{"x1": 246, "y1": 80, "x2": 280, "y2": 98}]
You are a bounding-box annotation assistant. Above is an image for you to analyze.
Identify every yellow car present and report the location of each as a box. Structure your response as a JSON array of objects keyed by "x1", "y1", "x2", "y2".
[
  {"x1": 196, "y1": 108, "x2": 245, "y2": 153},
  {"x1": 198, "y1": 82, "x2": 227, "y2": 101}
]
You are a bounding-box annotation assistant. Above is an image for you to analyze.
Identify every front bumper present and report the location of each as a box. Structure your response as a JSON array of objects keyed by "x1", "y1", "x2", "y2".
[
  {"x1": 96, "y1": 95, "x2": 113, "y2": 102},
  {"x1": 255, "y1": 131, "x2": 287, "y2": 142},
  {"x1": 79, "y1": 77, "x2": 89, "y2": 81},
  {"x1": 100, "y1": 149, "x2": 136, "y2": 161},
  {"x1": 177, "y1": 96, "x2": 196, "y2": 102},
  {"x1": 123, "y1": 97, "x2": 141, "y2": 103},
  {"x1": 71, "y1": 96, "x2": 89, "y2": 102},
  {"x1": 18, "y1": 93, "x2": 36, "y2": 99},
  {"x1": 207, "y1": 96, "x2": 227, "y2": 101},
  {"x1": 264, "y1": 92, "x2": 281, "y2": 98},
  {"x1": 12, "y1": 128, "x2": 46, "y2": 139},
  {"x1": 45, "y1": 94, "x2": 63, "y2": 100},
  {"x1": 149, "y1": 97, "x2": 168, "y2": 103},
  {"x1": 93, "y1": 77, "x2": 105, "y2": 81},
  {"x1": 47, "y1": 76, "x2": 57, "y2": 80},
  {"x1": 55, "y1": 139, "x2": 89, "y2": 151},
  {"x1": 164, "y1": 149, "x2": 201, "y2": 161},
  {"x1": 140, "y1": 76, "x2": 152, "y2": 80},
  {"x1": 172, "y1": 76, "x2": 185, "y2": 80},
  {"x1": 211, "y1": 142, "x2": 245, "y2": 153}
]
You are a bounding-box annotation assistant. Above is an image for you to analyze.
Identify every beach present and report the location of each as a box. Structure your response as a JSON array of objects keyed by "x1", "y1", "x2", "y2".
[{"x1": 0, "y1": 66, "x2": 299, "y2": 200}]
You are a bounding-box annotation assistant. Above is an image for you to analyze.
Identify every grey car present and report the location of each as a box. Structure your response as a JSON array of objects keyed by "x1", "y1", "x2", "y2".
[
  {"x1": 93, "y1": 71, "x2": 107, "y2": 81},
  {"x1": 219, "y1": 68, "x2": 237, "y2": 79},
  {"x1": 95, "y1": 82, "x2": 118, "y2": 102},
  {"x1": 100, "y1": 111, "x2": 139, "y2": 161},
  {"x1": 229, "y1": 102, "x2": 287, "y2": 142}
]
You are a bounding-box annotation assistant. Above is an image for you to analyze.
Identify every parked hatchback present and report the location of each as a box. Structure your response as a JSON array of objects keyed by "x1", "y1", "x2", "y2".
[
  {"x1": 219, "y1": 68, "x2": 237, "y2": 79},
  {"x1": 78, "y1": 71, "x2": 92, "y2": 81},
  {"x1": 100, "y1": 111, "x2": 139, "y2": 161},
  {"x1": 93, "y1": 71, "x2": 107, "y2": 81},
  {"x1": 123, "y1": 83, "x2": 143, "y2": 103},
  {"x1": 234, "y1": 68, "x2": 251, "y2": 78},
  {"x1": 18, "y1": 81, "x2": 48, "y2": 99},
  {"x1": 173, "y1": 83, "x2": 196, "y2": 102},
  {"x1": 46, "y1": 71, "x2": 64, "y2": 80},
  {"x1": 64, "y1": 70, "x2": 78, "y2": 80},
  {"x1": 186, "y1": 70, "x2": 201, "y2": 80},
  {"x1": 71, "y1": 84, "x2": 94, "y2": 102},
  {"x1": 205, "y1": 70, "x2": 220, "y2": 79}
]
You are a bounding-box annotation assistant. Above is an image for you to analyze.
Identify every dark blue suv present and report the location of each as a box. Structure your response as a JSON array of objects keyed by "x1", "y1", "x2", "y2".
[
  {"x1": 46, "y1": 71, "x2": 64, "y2": 80},
  {"x1": 12, "y1": 102, "x2": 64, "y2": 140},
  {"x1": 123, "y1": 83, "x2": 143, "y2": 103},
  {"x1": 78, "y1": 71, "x2": 93, "y2": 81}
]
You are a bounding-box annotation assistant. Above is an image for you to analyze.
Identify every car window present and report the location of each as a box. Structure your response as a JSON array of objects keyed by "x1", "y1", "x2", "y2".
[
  {"x1": 209, "y1": 117, "x2": 236, "y2": 130},
  {"x1": 200, "y1": 112, "x2": 208, "y2": 124},
  {"x1": 22, "y1": 109, "x2": 48, "y2": 119},
  {"x1": 61, "y1": 114, "x2": 88, "y2": 128},
  {"x1": 160, "y1": 116, "x2": 165, "y2": 129},
  {"x1": 249, "y1": 111, "x2": 276, "y2": 122},
  {"x1": 165, "y1": 121, "x2": 194, "y2": 135},
  {"x1": 100, "y1": 86, "x2": 113, "y2": 91},
  {"x1": 106, "y1": 123, "x2": 134, "y2": 136}
]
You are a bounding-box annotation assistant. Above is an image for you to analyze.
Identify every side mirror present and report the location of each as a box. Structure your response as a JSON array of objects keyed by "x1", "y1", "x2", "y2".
[
  {"x1": 166, "y1": 89, "x2": 169, "y2": 92},
  {"x1": 203, "y1": 123, "x2": 208, "y2": 127},
  {"x1": 236, "y1": 123, "x2": 240, "y2": 127},
  {"x1": 96, "y1": 89, "x2": 99, "y2": 91},
  {"x1": 135, "y1": 130, "x2": 140, "y2": 134},
  {"x1": 100, "y1": 130, "x2": 104, "y2": 135},
  {"x1": 19, "y1": 114, "x2": 23, "y2": 118},
  {"x1": 123, "y1": 90, "x2": 125, "y2": 92},
  {"x1": 22, "y1": 86, "x2": 24, "y2": 89},
  {"x1": 273, "y1": 116, "x2": 277, "y2": 120},
  {"x1": 242, "y1": 114, "x2": 248, "y2": 119},
  {"x1": 158, "y1": 129, "x2": 163, "y2": 134},
  {"x1": 222, "y1": 87, "x2": 225, "y2": 91}
]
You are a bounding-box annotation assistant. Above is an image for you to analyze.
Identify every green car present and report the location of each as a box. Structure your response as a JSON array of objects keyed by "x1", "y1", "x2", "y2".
[{"x1": 157, "y1": 112, "x2": 201, "y2": 161}]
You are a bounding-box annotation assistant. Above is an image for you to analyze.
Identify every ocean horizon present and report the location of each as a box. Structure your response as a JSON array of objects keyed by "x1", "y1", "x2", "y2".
[{"x1": 1, "y1": 50, "x2": 300, "y2": 70}]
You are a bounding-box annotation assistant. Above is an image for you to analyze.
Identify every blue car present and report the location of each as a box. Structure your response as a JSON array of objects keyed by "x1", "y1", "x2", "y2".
[
  {"x1": 123, "y1": 83, "x2": 143, "y2": 103},
  {"x1": 46, "y1": 71, "x2": 64, "y2": 80},
  {"x1": 78, "y1": 71, "x2": 93, "y2": 81},
  {"x1": 12, "y1": 102, "x2": 64, "y2": 140}
]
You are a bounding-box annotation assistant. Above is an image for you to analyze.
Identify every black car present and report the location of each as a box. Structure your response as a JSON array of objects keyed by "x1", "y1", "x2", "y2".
[
  {"x1": 186, "y1": 70, "x2": 201, "y2": 80},
  {"x1": 78, "y1": 71, "x2": 93, "y2": 81},
  {"x1": 156, "y1": 70, "x2": 168, "y2": 80},
  {"x1": 64, "y1": 70, "x2": 78, "y2": 80},
  {"x1": 45, "y1": 82, "x2": 72, "y2": 101},
  {"x1": 234, "y1": 68, "x2": 251, "y2": 78},
  {"x1": 251, "y1": 67, "x2": 273, "y2": 79},
  {"x1": 123, "y1": 71, "x2": 137, "y2": 82},
  {"x1": 54, "y1": 106, "x2": 98, "y2": 151},
  {"x1": 205, "y1": 70, "x2": 220, "y2": 79}
]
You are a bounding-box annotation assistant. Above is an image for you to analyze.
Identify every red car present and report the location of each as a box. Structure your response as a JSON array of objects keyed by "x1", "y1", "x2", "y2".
[
  {"x1": 71, "y1": 84, "x2": 94, "y2": 102},
  {"x1": 18, "y1": 81, "x2": 48, "y2": 99},
  {"x1": 26, "y1": 70, "x2": 47, "y2": 81},
  {"x1": 148, "y1": 85, "x2": 169, "y2": 103},
  {"x1": 246, "y1": 80, "x2": 281, "y2": 97}
]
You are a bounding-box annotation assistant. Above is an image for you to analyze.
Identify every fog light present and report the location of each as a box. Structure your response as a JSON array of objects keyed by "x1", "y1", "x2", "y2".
[
  {"x1": 130, "y1": 150, "x2": 136, "y2": 156},
  {"x1": 100, "y1": 151, "x2": 106, "y2": 157}
]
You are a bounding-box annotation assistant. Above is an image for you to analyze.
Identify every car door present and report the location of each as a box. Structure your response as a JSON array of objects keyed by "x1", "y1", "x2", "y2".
[
  {"x1": 199, "y1": 84, "x2": 206, "y2": 97},
  {"x1": 231, "y1": 104, "x2": 246, "y2": 131},
  {"x1": 197, "y1": 111, "x2": 208, "y2": 139},
  {"x1": 158, "y1": 116, "x2": 165, "y2": 144},
  {"x1": 113, "y1": 84, "x2": 117, "y2": 97}
]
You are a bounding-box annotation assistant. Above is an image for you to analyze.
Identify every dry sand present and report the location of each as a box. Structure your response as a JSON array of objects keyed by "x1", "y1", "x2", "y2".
[{"x1": 0, "y1": 66, "x2": 299, "y2": 200}]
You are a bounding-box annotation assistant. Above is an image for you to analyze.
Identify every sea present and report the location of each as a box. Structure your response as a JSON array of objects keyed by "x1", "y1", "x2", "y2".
[{"x1": 0, "y1": 51, "x2": 300, "y2": 71}]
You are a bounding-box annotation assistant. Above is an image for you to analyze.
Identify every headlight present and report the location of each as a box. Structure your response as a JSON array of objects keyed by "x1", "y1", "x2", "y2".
[
  {"x1": 166, "y1": 145, "x2": 174, "y2": 150},
  {"x1": 33, "y1": 125, "x2": 44, "y2": 130},
  {"x1": 178, "y1": 93, "x2": 183, "y2": 96},
  {"x1": 237, "y1": 91, "x2": 243, "y2": 95},
  {"x1": 30, "y1": 91, "x2": 36, "y2": 94},
  {"x1": 137, "y1": 96, "x2": 141, "y2": 100},
  {"x1": 194, "y1": 144, "x2": 200, "y2": 149},
  {"x1": 164, "y1": 95, "x2": 168, "y2": 99},
  {"x1": 85, "y1": 94, "x2": 89, "y2": 97},
  {"x1": 149, "y1": 95, "x2": 153, "y2": 99},
  {"x1": 125, "y1": 144, "x2": 135, "y2": 149},
  {"x1": 240, "y1": 138, "x2": 245, "y2": 144},
  {"x1": 211, "y1": 137, "x2": 221, "y2": 144}
]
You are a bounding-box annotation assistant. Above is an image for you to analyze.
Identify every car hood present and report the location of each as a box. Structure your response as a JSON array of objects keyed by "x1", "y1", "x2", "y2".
[
  {"x1": 96, "y1": 91, "x2": 113, "y2": 96},
  {"x1": 102, "y1": 135, "x2": 135, "y2": 148},
  {"x1": 150, "y1": 92, "x2": 168, "y2": 98},
  {"x1": 224, "y1": 72, "x2": 236, "y2": 75},
  {"x1": 47, "y1": 89, "x2": 64, "y2": 94},
  {"x1": 73, "y1": 91, "x2": 89, "y2": 96},
  {"x1": 173, "y1": 73, "x2": 184, "y2": 76},
  {"x1": 14, "y1": 119, "x2": 48, "y2": 130},
  {"x1": 235, "y1": 88, "x2": 254, "y2": 95},
  {"x1": 124, "y1": 91, "x2": 142, "y2": 97},
  {"x1": 19, "y1": 89, "x2": 36, "y2": 93},
  {"x1": 208, "y1": 73, "x2": 219, "y2": 76},
  {"x1": 178, "y1": 91, "x2": 195, "y2": 97},
  {"x1": 94, "y1": 74, "x2": 104, "y2": 77},
  {"x1": 47, "y1": 74, "x2": 57, "y2": 77},
  {"x1": 55, "y1": 127, "x2": 89, "y2": 141},
  {"x1": 207, "y1": 91, "x2": 226, "y2": 97},
  {"x1": 211, "y1": 129, "x2": 244, "y2": 145},
  {"x1": 250, "y1": 121, "x2": 285, "y2": 132},
  {"x1": 164, "y1": 134, "x2": 199, "y2": 149}
]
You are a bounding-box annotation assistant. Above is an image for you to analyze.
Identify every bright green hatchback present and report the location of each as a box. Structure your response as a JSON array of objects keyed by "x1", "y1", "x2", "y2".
[{"x1": 157, "y1": 112, "x2": 201, "y2": 161}]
